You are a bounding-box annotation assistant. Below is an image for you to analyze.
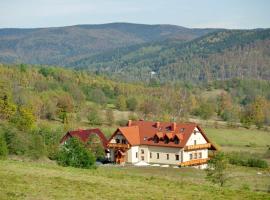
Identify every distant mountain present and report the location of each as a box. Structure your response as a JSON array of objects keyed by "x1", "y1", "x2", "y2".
[
  {"x1": 72, "y1": 28, "x2": 270, "y2": 82},
  {"x1": 1, "y1": 23, "x2": 269, "y2": 83},
  {"x1": 0, "y1": 23, "x2": 217, "y2": 65}
]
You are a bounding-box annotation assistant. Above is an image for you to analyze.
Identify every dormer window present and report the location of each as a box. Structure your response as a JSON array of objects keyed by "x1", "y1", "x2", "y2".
[
  {"x1": 153, "y1": 135, "x2": 159, "y2": 143},
  {"x1": 174, "y1": 137, "x2": 179, "y2": 144},
  {"x1": 164, "y1": 136, "x2": 169, "y2": 144}
]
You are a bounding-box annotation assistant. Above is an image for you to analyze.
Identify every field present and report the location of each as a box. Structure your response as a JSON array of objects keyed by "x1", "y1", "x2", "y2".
[{"x1": 0, "y1": 160, "x2": 269, "y2": 200}]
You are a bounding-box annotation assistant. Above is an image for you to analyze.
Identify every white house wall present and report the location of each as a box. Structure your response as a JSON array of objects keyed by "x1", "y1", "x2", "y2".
[
  {"x1": 186, "y1": 127, "x2": 207, "y2": 146},
  {"x1": 128, "y1": 146, "x2": 139, "y2": 163}
]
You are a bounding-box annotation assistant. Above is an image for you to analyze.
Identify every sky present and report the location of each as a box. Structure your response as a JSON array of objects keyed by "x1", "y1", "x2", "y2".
[{"x1": 0, "y1": 0, "x2": 269, "y2": 29}]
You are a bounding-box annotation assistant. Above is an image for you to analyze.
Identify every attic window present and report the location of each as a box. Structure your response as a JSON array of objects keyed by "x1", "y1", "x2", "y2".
[
  {"x1": 174, "y1": 137, "x2": 179, "y2": 144},
  {"x1": 180, "y1": 128, "x2": 185, "y2": 132},
  {"x1": 153, "y1": 135, "x2": 159, "y2": 143},
  {"x1": 164, "y1": 136, "x2": 169, "y2": 144}
]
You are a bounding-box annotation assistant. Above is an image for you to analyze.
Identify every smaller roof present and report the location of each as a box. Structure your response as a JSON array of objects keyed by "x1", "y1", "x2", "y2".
[{"x1": 60, "y1": 128, "x2": 108, "y2": 148}]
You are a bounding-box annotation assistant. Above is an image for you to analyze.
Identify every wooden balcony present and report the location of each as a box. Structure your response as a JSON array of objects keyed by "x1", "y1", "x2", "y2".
[
  {"x1": 107, "y1": 143, "x2": 130, "y2": 149},
  {"x1": 180, "y1": 158, "x2": 209, "y2": 167},
  {"x1": 184, "y1": 143, "x2": 211, "y2": 151}
]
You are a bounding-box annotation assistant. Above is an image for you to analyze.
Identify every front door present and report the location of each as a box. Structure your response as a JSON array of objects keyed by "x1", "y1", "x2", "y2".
[{"x1": 115, "y1": 150, "x2": 125, "y2": 164}]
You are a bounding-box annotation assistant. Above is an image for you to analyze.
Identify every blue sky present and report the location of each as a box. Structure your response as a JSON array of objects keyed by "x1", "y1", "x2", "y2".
[{"x1": 0, "y1": 0, "x2": 269, "y2": 29}]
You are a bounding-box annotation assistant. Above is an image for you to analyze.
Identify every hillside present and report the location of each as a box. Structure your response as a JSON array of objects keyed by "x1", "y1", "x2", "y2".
[
  {"x1": 0, "y1": 160, "x2": 269, "y2": 199},
  {"x1": 0, "y1": 23, "x2": 216, "y2": 66},
  {"x1": 73, "y1": 28, "x2": 270, "y2": 82}
]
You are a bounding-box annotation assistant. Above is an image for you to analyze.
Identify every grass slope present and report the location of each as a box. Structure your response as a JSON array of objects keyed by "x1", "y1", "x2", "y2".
[{"x1": 0, "y1": 160, "x2": 269, "y2": 200}]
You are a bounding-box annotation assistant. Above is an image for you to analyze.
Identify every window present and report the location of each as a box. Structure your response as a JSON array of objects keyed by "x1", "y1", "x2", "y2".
[
  {"x1": 174, "y1": 137, "x2": 179, "y2": 144},
  {"x1": 157, "y1": 153, "x2": 159, "y2": 159},
  {"x1": 164, "y1": 137, "x2": 169, "y2": 144},
  {"x1": 122, "y1": 139, "x2": 126, "y2": 144},
  {"x1": 198, "y1": 152, "x2": 202, "y2": 158},
  {"x1": 136, "y1": 152, "x2": 138, "y2": 158},
  {"x1": 166, "y1": 154, "x2": 169, "y2": 160},
  {"x1": 150, "y1": 152, "x2": 152, "y2": 158},
  {"x1": 194, "y1": 140, "x2": 197, "y2": 145},
  {"x1": 175, "y1": 154, "x2": 179, "y2": 161},
  {"x1": 141, "y1": 156, "x2": 144, "y2": 161},
  {"x1": 153, "y1": 135, "x2": 159, "y2": 143},
  {"x1": 141, "y1": 149, "x2": 144, "y2": 154},
  {"x1": 189, "y1": 154, "x2": 193, "y2": 160},
  {"x1": 194, "y1": 152, "x2": 197, "y2": 159},
  {"x1": 194, "y1": 131, "x2": 197, "y2": 135},
  {"x1": 116, "y1": 139, "x2": 120, "y2": 143},
  {"x1": 180, "y1": 128, "x2": 185, "y2": 132}
]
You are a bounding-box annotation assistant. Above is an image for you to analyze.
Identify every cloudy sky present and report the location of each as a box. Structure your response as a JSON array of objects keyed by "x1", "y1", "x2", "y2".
[{"x1": 0, "y1": 0, "x2": 269, "y2": 29}]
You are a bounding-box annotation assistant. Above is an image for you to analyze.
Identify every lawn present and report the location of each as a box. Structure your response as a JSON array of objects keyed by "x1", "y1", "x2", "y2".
[
  {"x1": 0, "y1": 160, "x2": 269, "y2": 200},
  {"x1": 205, "y1": 127, "x2": 270, "y2": 155}
]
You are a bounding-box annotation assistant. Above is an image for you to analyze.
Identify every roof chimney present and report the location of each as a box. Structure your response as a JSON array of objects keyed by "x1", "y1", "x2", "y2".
[
  {"x1": 172, "y1": 122, "x2": 176, "y2": 131},
  {"x1": 156, "y1": 121, "x2": 160, "y2": 128},
  {"x1": 128, "y1": 120, "x2": 132, "y2": 127}
]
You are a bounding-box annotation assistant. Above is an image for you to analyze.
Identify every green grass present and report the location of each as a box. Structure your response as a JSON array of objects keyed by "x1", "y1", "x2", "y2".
[
  {"x1": 0, "y1": 160, "x2": 269, "y2": 200},
  {"x1": 205, "y1": 127, "x2": 270, "y2": 155}
]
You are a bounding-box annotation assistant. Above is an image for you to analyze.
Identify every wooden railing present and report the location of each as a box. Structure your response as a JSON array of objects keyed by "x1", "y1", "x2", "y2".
[
  {"x1": 180, "y1": 158, "x2": 209, "y2": 167},
  {"x1": 107, "y1": 143, "x2": 130, "y2": 149},
  {"x1": 184, "y1": 143, "x2": 211, "y2": 151}
]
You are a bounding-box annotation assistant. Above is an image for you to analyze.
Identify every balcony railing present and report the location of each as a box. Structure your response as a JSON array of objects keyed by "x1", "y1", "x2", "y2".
[
  {"x1": 107, "y1": 143, "x2": 130, "y2": 149},
  {"x1": 184, "y1": 143, "x2": 211, "y2": 151},
  {"x1": 180, "y1": 158, "x2": 209, "y2": 167}
]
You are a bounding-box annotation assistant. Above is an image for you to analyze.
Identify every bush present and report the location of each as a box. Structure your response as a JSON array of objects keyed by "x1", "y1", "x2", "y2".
[
  {"x1": 0, "y1": 133, "x2": 8, "y2": 159},
  {"x1": 57, "y1": 138, "x2": 96, "y2": 169},
  {"x1": 246, "y1": 158, "x2": 268, "y2": 168},
  {"x1": 87, "y1": 107, "x2": 102, "y2": 125},
  {"x1": 227, "y1": 151, "x2": 268, "y2": 168}
]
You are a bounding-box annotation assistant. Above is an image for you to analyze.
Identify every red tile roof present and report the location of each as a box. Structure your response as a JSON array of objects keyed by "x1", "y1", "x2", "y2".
[
  {"x1": 60, "y1": 128, "x2": 108, "y2": 148},
  {"x1": 109, "y1": 120, "x2": 217, "y2": 149}
]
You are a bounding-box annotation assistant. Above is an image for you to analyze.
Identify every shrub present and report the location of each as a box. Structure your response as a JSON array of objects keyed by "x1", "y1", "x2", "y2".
[
  {"x1": 87, "y1": 107, "x2": 102, "y2": 125},
  {"x1": 227, "y1": 151, "x2": 268, "y2": 168},
  {"x1": 206, "y1": 152, "x2": 229, "y2": 187},
  {"x1": 0, "y1": 133, "x2": 8, "y2": 159},
  {"x1": 246, "y1": 158, "x2": 268, "y2": 168},
  {"x1": 57, "y1": 138, "x2": 96, "y2": 169}
]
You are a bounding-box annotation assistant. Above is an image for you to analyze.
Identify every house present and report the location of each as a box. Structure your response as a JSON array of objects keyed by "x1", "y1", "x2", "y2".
[
  {"x1": 60, "y1": 128, "x2": 108, "y2": 149},
  {"x1": 107, "y1": 120, "x2": 217, "y2": 169}
]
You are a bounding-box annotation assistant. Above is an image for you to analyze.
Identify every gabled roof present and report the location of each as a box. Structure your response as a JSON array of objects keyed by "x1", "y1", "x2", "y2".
[
  {"x1": 109, "y1": 126, "x2": 140, "y2": 146},
  {"x1": 60, "y1": 128, "x2": 108, "y2": 148},
  {"x1": 108, "y1": 120, "x2": 217, "y2": 150}
]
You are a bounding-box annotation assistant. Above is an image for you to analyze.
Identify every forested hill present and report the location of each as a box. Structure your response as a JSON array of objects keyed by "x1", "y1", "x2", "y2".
[
  {"x1": 72, "y1": 28, "x2": 270, "y2": 83},
  {"x1": 0, "y1": 23, "x2": 216, "y2": 65},
  {"x1": 0, "y1": 23, "x2": 269, "y2": 83}
]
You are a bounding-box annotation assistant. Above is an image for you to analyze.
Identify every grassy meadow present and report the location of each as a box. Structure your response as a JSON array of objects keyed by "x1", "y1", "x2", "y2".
[{"x1": 0, "y1": 159, "x2": 269, "y2": 200}]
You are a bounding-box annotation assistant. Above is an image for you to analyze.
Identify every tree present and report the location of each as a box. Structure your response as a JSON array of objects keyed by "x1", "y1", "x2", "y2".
[
  {"x1": 116, "y1": 95, "x2": 127, "y2": 111},
  {"x1": 0, "y1": 134, "x2": 8, "y2": 159},
  {"x1": 249, "y1": 96, "x2": 267, "y2": 128},
  {"x1": 57, "y1": 137, "x2": 96, "y2": 169},
  {"x1": 0, "y1": 95, "x2": 16, "y2": 120},
  {"x1": 194, "y1": 102, "x2": 215, "y2": 120},
  {"x1": 105, "y1": 109, "x2": 114, "y2": 125},
  {"x1": 87, "y1": 107, "x2": 102, "y2": 125},
  {"x1": 206, "y1": 152, "x2": 229, "y2": 187},
  {"x1": 10, "y1": 106, "x2": 36, "y2": 131},
  {"x1": 87, "y1": 135, "x2": 105, "y2": 161},
  {"x1": 126, "y1": 97, "x2": 138, "y2": 111}
]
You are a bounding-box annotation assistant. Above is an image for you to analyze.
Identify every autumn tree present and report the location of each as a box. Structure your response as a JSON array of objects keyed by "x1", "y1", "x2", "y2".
[
  {"x1": 10, "y1": 106, "x2": 36, "y2": 131},
  {"x1": 0, "y1": 95, "x2": 16, "y2": 120}
]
